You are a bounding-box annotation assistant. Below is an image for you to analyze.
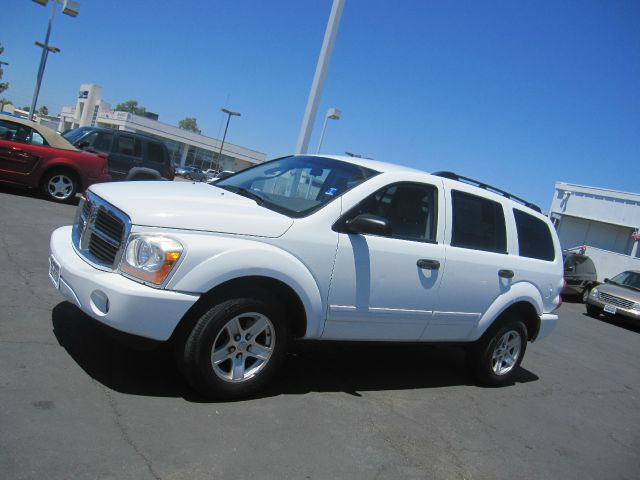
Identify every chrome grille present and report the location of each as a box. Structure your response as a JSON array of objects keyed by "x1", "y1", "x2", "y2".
[
  {"x1": 598, "y1": 292, "x2": 635, "y2": 309},
  {"x1": 73, "y1": 192, "x2": 131, "y2": 270}
]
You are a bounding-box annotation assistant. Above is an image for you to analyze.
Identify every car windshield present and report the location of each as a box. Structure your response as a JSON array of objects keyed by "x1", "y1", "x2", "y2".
[
  {"x1": 609, "y1": 271, "x2": 640, "y2": 291},
  {"x1": 215, "y1": 155, "x2": 379, "y2": 217},
  {"x1": 61, "y1": 127, "x2": 92, "y2": 143}
]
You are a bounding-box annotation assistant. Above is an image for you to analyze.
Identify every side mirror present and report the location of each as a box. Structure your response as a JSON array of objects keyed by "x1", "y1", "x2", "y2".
[
  {"x1": 77, "y1": 140, "x2": 90, "y2": 149},
  {"x1": 603, "y1": 278, "x2": 609, "y2": 283},
  {"x1": 344, "y1": 214, "x2": 391, "y2": 236}
]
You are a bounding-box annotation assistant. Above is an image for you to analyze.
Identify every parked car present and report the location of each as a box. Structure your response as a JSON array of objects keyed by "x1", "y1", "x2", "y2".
[
  {"x1": 61, "y1": 127, "x2": 175, "y2": 181},
  {"x1": 585, "y1": 270, "x2": 640, "y2": 322},
  {"x1": 48, "y1": 155, "x2": 563, "y2": 399},
  {"x1": 0, "y1": 116, "x2": 111, "y2": 202},
  {"x1": 183, "y1": 167, "x2": 207, "y2": 182},
  {"x1": 208, "y1": 170, "x2": 235, "y2": 183},
  {"x1": 175, "y1": 166, "x2": 191, "y2": 177},
  {"x1": 562, "y1": 251, "x2": 598, "y2": 302}
]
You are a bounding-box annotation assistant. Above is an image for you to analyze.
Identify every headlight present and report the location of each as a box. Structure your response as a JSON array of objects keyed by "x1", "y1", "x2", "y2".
[
  {"x1": 590, "y1": 288, "x2": 599, "y2": 297},
  {"x1": 120, "y1": 235, "x2": 183, "y2": 285}
]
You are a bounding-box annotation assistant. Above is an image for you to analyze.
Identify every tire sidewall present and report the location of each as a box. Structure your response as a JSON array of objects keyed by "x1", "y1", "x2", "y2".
[
  {"x1": 186, "y1": 297, "x2": 290, "y2": 399},
  {"x1": 472, "y1": 320, "x2": 527, "y2": 387}
]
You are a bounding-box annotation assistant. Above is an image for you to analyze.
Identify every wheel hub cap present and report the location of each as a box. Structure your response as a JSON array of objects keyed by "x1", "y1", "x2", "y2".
[
  {"x1": 491, "y1": 330, "x2": 522, "y2": 376},
  {"x1": 211, "y1": 312, "x2": 275, "y2": 383}
]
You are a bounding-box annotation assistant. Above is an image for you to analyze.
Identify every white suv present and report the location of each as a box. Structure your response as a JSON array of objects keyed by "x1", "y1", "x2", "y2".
[{"x1": 49, "y1": 155, "x2": 563, "y2": 399}]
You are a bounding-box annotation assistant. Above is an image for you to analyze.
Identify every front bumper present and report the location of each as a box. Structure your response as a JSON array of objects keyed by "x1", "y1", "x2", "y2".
[
  {"x1": 586, "y1": 297, "x2": 640, "y2": 322},
  {"x1": 49, "y1": 226, "x2": 199, "y2": 341}
]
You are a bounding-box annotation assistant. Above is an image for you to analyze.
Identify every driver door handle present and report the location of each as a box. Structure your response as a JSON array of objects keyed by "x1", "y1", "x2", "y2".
[
  {"x1": 417, "y1": 259, "x2": 440, "y2": 270},
  {"x1": 499, "y1": 269, "x2": 514, "y2": 279}
]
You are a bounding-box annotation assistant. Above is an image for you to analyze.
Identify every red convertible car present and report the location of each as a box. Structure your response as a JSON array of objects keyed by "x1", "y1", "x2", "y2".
[{"x1": 0, "y1": 115, "x2": 111, "y2": 202}]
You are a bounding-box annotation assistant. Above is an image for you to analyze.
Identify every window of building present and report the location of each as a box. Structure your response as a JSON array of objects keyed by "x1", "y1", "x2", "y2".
[
  {"x1": 341, "y1": 183, "x2": 438, "y2": 242},
  {"x1": 451, "y1": 190, "x2": 506, "y2": 253},
  {"x1": 514, "y1": 209, "x2": 555, "y2": 261}
]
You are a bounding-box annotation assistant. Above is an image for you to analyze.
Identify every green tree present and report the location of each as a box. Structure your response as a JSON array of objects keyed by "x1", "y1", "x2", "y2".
[
  {"x1": 21, "y1": 106, "x2": 31, "y2": 112},
  {"x1": 0, "y1": 43, "x2": 9, "y2": 96},
  {"x1": 38, "y1": 105, "x2": 49, "y2": 116},
  {"x1": 115, "y1": 100, "x2": 146, "y2": 115},
  {"x1": 178, "y1": 117, "x2": 201, "y2": 134}
]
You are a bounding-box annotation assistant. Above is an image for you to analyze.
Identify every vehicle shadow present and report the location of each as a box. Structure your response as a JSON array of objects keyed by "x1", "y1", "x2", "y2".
[
  {"x1": 0, "y1": 184, "x2": 80, "y2": 205},
  {"x1": 582, "y1": 312, "x2": 640, "y2": 334},
  {"x1": 52, "y1": 301, "x2": 539, "y2": 402}
]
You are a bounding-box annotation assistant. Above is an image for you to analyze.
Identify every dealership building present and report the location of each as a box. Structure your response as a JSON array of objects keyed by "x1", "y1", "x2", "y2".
[{"x1": 58, "y1": 84, "x2": 266, "y2": 172}]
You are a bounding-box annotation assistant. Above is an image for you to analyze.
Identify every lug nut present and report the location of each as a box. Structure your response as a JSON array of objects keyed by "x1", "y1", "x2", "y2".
[
  {"x1": 245, "y1": 334, "x2": 251, "y2": 340},
  {"x1": 234, "y1": 335, "x2": 241, "y2": 341},
  {"x1": 228, "y1": 346, "x2": 236, "y2": 353},
  {"x1": 236, "y1": 353, "x2": 242, "y2": 359}
]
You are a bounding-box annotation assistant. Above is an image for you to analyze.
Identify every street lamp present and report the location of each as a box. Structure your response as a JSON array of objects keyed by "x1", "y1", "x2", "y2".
[
  {"x1": 217, "y1": 108, "x2": 241, "y2": 171},
  {"x1": 316, "y1": 107, "x2": 341, "y2": 154},
  {"x1": 29, "y1": 0, "x2": 80, "y2": 121},
  {"x1": 0, "y1": 61, "x2": 8, "y2": 112}
]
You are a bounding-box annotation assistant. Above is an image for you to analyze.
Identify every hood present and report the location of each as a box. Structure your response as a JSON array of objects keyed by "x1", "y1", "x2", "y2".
[
  {"x1": 598, "y1": 282, "x2": 640, "y2": 303},
  {"x1": 89, "y1": 181, "x2": 294, "y2": 238}
]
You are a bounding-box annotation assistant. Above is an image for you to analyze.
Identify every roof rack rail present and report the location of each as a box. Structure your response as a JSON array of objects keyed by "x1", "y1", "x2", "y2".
[{"x1": 432, "y1": 171, "x2": 542, "y2": 213}]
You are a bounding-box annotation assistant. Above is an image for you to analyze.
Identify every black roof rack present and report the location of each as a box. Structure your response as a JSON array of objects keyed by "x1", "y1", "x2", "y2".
[{"x1": 432, "y1": 171, "x2": 542, "y2": 213}]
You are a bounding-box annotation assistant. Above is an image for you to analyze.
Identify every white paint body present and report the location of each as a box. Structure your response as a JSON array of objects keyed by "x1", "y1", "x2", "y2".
[{"x1": 49, "y1": 156, "x2": 562, "y2": 343}]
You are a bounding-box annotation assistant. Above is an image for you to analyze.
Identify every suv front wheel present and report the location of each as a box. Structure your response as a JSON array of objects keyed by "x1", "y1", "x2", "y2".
[
  {"x1": 178, "y1": 297, "x2": 290, "y2": 399},
  {"x1": 467, "y1": 320, "x2": 527, "y2": 387}
]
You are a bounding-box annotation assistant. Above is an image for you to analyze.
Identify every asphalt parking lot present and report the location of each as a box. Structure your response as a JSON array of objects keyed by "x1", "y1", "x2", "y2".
[{"x1": 1, "y1": 186, "x2": 639, "y2": 480}]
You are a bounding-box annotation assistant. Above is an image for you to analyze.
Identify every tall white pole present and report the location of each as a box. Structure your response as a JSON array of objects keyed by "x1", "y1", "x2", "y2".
[{"x1": 295, "y1": 0, "x2": 345, "y2": 154}]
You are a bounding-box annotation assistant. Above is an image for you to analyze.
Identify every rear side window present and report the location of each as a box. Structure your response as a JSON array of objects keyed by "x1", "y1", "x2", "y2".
[
  {"x1": 116, "y1": 135, "x2": 142, "y2": 157},
  {"x1": 514, "y1": 209, "x2": 555, "y2": 261},
  {"x1": 146, "y1": 141, "x2": 165, "y2": 163},
  {"x1": 451, "y1": 190, "x2": 506, "y2": 253}
]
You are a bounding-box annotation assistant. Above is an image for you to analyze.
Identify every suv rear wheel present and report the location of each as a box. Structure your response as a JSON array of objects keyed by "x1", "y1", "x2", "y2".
[
  {"x1": 178, "y1": 297, "x2": 290, "y2": 399},
  {"x1": 467, "y1": 320, "x2": 527, "y2": 386}
]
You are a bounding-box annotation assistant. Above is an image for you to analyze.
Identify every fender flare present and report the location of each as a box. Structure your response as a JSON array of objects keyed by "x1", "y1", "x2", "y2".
[
  {"x1": 472, "y1": 281, "x2": 544, "y2": 340},
  {"x1": 170, "y1": 244, "x2": 325, "y2": 338}
]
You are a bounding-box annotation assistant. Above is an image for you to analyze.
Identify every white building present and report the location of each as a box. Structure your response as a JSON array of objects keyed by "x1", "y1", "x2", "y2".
[
  {"x1": 549, "y1": 181, "x2": 640, "y2": 279},
  {"x1": 58, "y1": 84, "x2": 266, "y2": 172}
]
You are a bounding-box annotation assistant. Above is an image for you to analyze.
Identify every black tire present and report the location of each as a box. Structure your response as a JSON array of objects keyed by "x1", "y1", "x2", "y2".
[
  {"x1": 467, "y1": 320, "x2": 527, "y2": 387},
  {"x1": 177, "y1": 297, "x2": 290, "y2": 400},
  {"x1": 41, "y1": 169, "x2": 79, "y2": 203},
  {"x1": 586, "y1": 305, "x2": 601, "y2": 318}
]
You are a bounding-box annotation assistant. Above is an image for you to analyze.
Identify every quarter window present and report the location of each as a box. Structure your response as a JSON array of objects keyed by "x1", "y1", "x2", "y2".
[
  {"x1": 343, "y1": 183, "x2": 438, "y2": 242},
  {"x1": 514, "y1": 209, "x2": 555, "y2": 261},
  {"x1": 146, "y1": 142, "x2": 165, "y2": 163},
  {"x1": 116, "y1": 135, "x2": 142, "y2": 157},
  {"x1": 451, "y1": 190, "x2": 506, "y2": 253}
]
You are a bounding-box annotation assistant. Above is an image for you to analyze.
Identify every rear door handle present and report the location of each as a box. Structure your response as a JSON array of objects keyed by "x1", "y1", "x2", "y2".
[
  {"x1": 417, "y1": 259, "x2": 440, "y2": 270},
  {"x1": 499, "y1": 269, "x2": 514, "y2": 279}
]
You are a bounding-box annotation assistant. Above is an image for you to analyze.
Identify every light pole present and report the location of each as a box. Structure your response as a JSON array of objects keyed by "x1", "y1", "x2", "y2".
[
  {"x1": 316, "y1": 107, "x2": 341, "y2": 154},
  {"x1": 29, "y1": 0, "x2": 80, "y2": 121},
  {"x1": 217, "y1": 108, "x2": 240, "y2": 171},
  {"x1": 0, "y1": 60, "x2": 8, "y2": 112}
]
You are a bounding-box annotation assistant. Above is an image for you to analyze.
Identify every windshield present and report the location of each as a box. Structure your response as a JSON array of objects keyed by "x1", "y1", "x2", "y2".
[
  {"x1": 215, "y1": 155, "x2": 379, "y2": 217},
  {"x1": 61, "y1": 127, "x2": 93, "y2": 144},
  {"x1": 609, "y1": 271, "x2": 640, "y2": 291}
]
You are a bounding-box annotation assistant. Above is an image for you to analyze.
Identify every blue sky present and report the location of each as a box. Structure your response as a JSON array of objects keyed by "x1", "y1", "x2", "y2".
[{"x1": 3, "y1": 0, "x2": 639, "y2": 210}]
